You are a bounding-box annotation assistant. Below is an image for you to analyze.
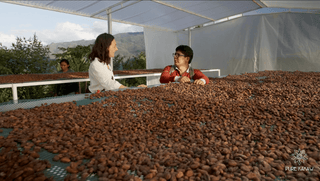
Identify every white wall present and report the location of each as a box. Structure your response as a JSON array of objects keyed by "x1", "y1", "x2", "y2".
[
  {"x1": 144, "y1": 28, "x2": 179, "y2": 85},
  {"x1": 145, "y1": 13, "x2": 320, "y2": 82}
]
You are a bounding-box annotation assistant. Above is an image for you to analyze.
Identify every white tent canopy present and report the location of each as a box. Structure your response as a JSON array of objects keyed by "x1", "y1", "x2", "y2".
[
  {"x1": 4, "y1": 0, "x2": 320, "y2": 32},
  {"x1": 3, "y1": 0, "x2": 261, "y2": 31},
  {"x1": 3, "y1": 0, "x2": 320, "y2": 85}
]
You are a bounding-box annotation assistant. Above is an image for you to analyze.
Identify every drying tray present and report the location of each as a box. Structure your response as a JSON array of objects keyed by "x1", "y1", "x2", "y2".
[{"x1": 1, "y1": 78, "x2": 283, "y2": 181}]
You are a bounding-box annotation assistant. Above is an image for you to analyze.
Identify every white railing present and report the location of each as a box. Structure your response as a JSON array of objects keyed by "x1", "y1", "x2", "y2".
[{"x1": 0, "y1": 69, "x2": 220, "y2": 104}]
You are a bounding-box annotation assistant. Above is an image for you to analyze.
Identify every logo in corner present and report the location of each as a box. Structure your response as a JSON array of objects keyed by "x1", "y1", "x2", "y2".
[{"x1": 291, "y1": 149, "x2": 308, "y2": 165}]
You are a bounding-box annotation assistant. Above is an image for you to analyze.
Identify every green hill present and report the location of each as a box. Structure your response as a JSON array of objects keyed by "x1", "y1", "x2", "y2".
[{"x1": 48, "y1": 32, "x2": 145, "y2": 59}]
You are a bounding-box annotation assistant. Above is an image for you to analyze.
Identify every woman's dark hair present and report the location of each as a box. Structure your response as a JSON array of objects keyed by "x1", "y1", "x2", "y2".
[
  {"x1": 176, "y1": 45, "x2": 193, "y2": 64},
  {"x1": 88, "y1": 33, "x2": 114, "y2": 65},
  {"x1": 60, "y1": 59, "x2": 70, "y2": 69},
  {"x1": 60, "y1": 59, "x2": 69, "y2": 65}
]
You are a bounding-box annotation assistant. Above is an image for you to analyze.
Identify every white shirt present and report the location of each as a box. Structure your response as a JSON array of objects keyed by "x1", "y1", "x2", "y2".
[
  {"x1": 89, "y1": 58, "x2": 122, "y2": 93},
  {"x1": 174, "y1": 65, "x2": 206, "y2": 84}
]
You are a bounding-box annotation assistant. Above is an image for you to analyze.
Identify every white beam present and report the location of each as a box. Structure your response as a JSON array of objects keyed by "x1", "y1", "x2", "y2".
[
  {"x1": 76, "y1": 1, "x2": 102, "y2": 12},
  {"x1": 0, "y1": 84, "x2": 12, "y2": 89},
  {"x1": 12, "y1": 84, "x2": 18, "y2": 104},
  {"x1": 252, "y1": 0, "x2": 267, "y2": 8},
  {"x1": 228, "y1": 14, "x2": 243, "y2": 21},
  {"x1": 257, "y1": 0, "x2": 268, "y2": 8},
  {"x1": 173, "y1": 7, "x2": 262, "y2": 33},
  {"x1": 108, "y1": 9, "x2": 112, "y2": 34},
  {"x1": 90, "y1": 0, "x2": 130, "y2": 17},
  {"x1": 108, "y1": 8, "x2": 113, "y2": 71},
  {"x1": 188, "y1": 27, "x2": 191, "y2": 47},
  {"x1": 260, "y1": 0, "x2": 320, "y2": 10},
  {"x1": 108, "y1": 0, "x2": 142, "y2": 15}
]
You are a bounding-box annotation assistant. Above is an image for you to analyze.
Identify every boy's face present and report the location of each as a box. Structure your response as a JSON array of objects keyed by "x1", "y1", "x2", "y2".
[{"x1": 174, "y1": 50, "x2": 189, "y2": 67}]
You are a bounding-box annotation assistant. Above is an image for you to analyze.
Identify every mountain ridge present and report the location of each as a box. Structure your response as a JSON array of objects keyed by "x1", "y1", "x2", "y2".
[{"x1": 48, "y1": 32, "x2": 145, "y2": 59}]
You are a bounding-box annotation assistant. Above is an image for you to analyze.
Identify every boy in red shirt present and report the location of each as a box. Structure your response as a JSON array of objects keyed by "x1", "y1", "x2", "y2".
[{"x1": 160, "y1": 45, "x2": 209, "y2": 85}]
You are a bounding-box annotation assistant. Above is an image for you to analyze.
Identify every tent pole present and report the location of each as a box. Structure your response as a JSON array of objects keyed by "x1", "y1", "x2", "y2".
[
  {"x1": 108, "y1": 8, "x2": 113, "y2": 71},
  {"x1": 188, "y1": 28, "x2": 191, "y2": 48},
  {"x1": 12, "y1": 84, "x2": 18, "y2": 104},
  {"x1": 188, "y1": 28, "x2": 192, "y2": 67}
]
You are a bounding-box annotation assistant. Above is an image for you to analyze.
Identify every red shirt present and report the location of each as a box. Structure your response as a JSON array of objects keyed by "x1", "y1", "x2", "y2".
[{"x1": 160, "y1": 65, "x2": 209, "y2": 84}]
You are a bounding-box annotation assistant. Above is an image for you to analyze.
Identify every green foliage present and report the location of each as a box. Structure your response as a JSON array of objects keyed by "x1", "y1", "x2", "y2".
[
  {"x1": 113, "y1": 54, "x2": 126, "y2": 71},
  {"x1": 7, "y1": 34, "x2": 52, "y2": 74},
  {"x1": 114, "y1": 52, "x2": 147, "y2": 87},
  {"x1": 0, "y1": 34, "x2": 55, "y2": 103},
  {"x1": 51, "y1": 45, "x2": 92, "y2": 72},
  {"x1": 0, "y1": 44, "x2": 14, "y2": 75},
  {"x1": 0, "y1": 88, "x2": 12, "y2": 103},
  {"x1": 122, "y1": 52, "x2": 146, "y2": 70},
  {"x1": 50, "y1": 45, "x2": 92, "y2": 95},
  {"x1": 0, "y1": 35, "x2": 147, "y2": 103}
]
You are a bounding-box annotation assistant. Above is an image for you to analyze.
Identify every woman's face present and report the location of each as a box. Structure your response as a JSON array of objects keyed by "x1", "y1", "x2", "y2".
[
  {"x1": 108, "y1": 39, "x2": 118, "y2": 58},
  {"x1": 174, "y1": 50, "x2": 189, "y2": 67},
  {"x1": 60, "y1": 62, "x2": 69, "y2": 72}
]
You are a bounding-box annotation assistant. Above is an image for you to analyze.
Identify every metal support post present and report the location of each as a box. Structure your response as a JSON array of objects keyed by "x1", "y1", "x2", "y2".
[
  {"x1": 188, "y1": 27, "x2": 192, "y2": 67},
  {"x1": 12, "y1": 84, "x2": 18, "y2": 104},
  {"x1": 188, "y1": 27, "x2": 191, "y2": 47},
  {"x1": 108, "y1": 8, "x2": 113, "y2": 71}
]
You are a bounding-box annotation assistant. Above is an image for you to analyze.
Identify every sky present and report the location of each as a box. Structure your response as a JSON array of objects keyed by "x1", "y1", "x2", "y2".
[
  {"x1": 0, "y1": 2, "x2": 312, "y2": 49},
  {"x1": 0, "y1": 2, "x2": 143, "y2": 48}
]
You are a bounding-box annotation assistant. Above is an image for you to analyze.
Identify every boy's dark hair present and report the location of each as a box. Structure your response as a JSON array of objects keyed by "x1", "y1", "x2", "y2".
[
  {"x1": 176, "y1": 45, "x2": 193, "y2": 64},
  {"x1": 89, "y1": 33, "x2": 114, "y2": 65}
]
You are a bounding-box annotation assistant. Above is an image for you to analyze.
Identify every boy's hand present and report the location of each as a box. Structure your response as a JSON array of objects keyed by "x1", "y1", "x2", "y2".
[
  {"x1": 194, "y1": 79, "x2": 205, "y2": 85},
  {"x1": 179, "y1": 76, "x2": 191, "y2": 83},
  {"x1": 137, "y1": 84, "x2": 147, "y2": 88}
]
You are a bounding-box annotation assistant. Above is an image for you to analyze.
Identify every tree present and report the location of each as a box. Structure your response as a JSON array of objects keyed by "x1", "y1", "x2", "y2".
[
  {"x1": 113, "y1": 54, "x2": 126, "y2": 71},
  {"x1": 51, "y1": 45, "x2": 92, "y2": 72},
  {"x1": 115, "y1": 52, "x2": 147, "y2": 87},
  {"x1": 0, "y1": 43, "x2": 14, "y2": 75},
  {"x1": 51, "y1": 45, "x2": 92, "y2": 94},
  {"x1": 123, "y1": 52, "x2": 146, "y2": 70},
  {"x1": 0, "y1": 34, "x2": 56, "y2": 103},
  {"x1": 7, "y1": 34, "x2": 52, "y2": 74}
]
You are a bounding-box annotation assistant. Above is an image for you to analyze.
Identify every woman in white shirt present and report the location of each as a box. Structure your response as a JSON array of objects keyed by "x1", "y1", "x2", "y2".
[{"x1": 88, "y1": 33, "x2": 146, "y2": 93}]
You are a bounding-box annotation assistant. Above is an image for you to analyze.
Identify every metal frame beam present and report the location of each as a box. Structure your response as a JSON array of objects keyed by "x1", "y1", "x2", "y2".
[
  {"x1": 3, "y1": 1, "x2": 172, "y2": 32},
  {"x1": 108, "y1": 8, "x2": 113, "y2": 71},
  {"x1": 260, "y1": 0, "x2": 320, "y2": 10},
  {"x1": 4, "y1": 0, "x2": 320, "y2": 34},
  {"x1": 90, "y1": 0, "x2": 130, "y2": 17},
  {"x1": 173, "y1": 6, "x2": 262, "y2": 33},
  {"x1": 188, "y1": 27, "x2": 191, "y2": 48},
  {"x1": 76, "y1": 1, "x2": 101, "y2": 12},
  {"x1": 0, "y1": 69, "x2": 221, "y2": 104},
  {"x1": 108, "y1": 0, "x2": 142, "y2": 15},
  {"x1": 252, "y1": 0, "x2": 267, "y2": 8},
  {"x1": 4, "y1": 1, "x2": 90, "y2": 17},
  {"x1": 151, "y1": 0, "x2": 215, "y2": 21},
  {"x1": 262, "y1": 6, "x2": 320, "y2": 11}
]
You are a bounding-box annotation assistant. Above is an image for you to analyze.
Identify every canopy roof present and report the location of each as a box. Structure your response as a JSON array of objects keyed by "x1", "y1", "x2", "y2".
[{"x1": 4, "y1": 0, "x2": 320, "y2": 32}]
